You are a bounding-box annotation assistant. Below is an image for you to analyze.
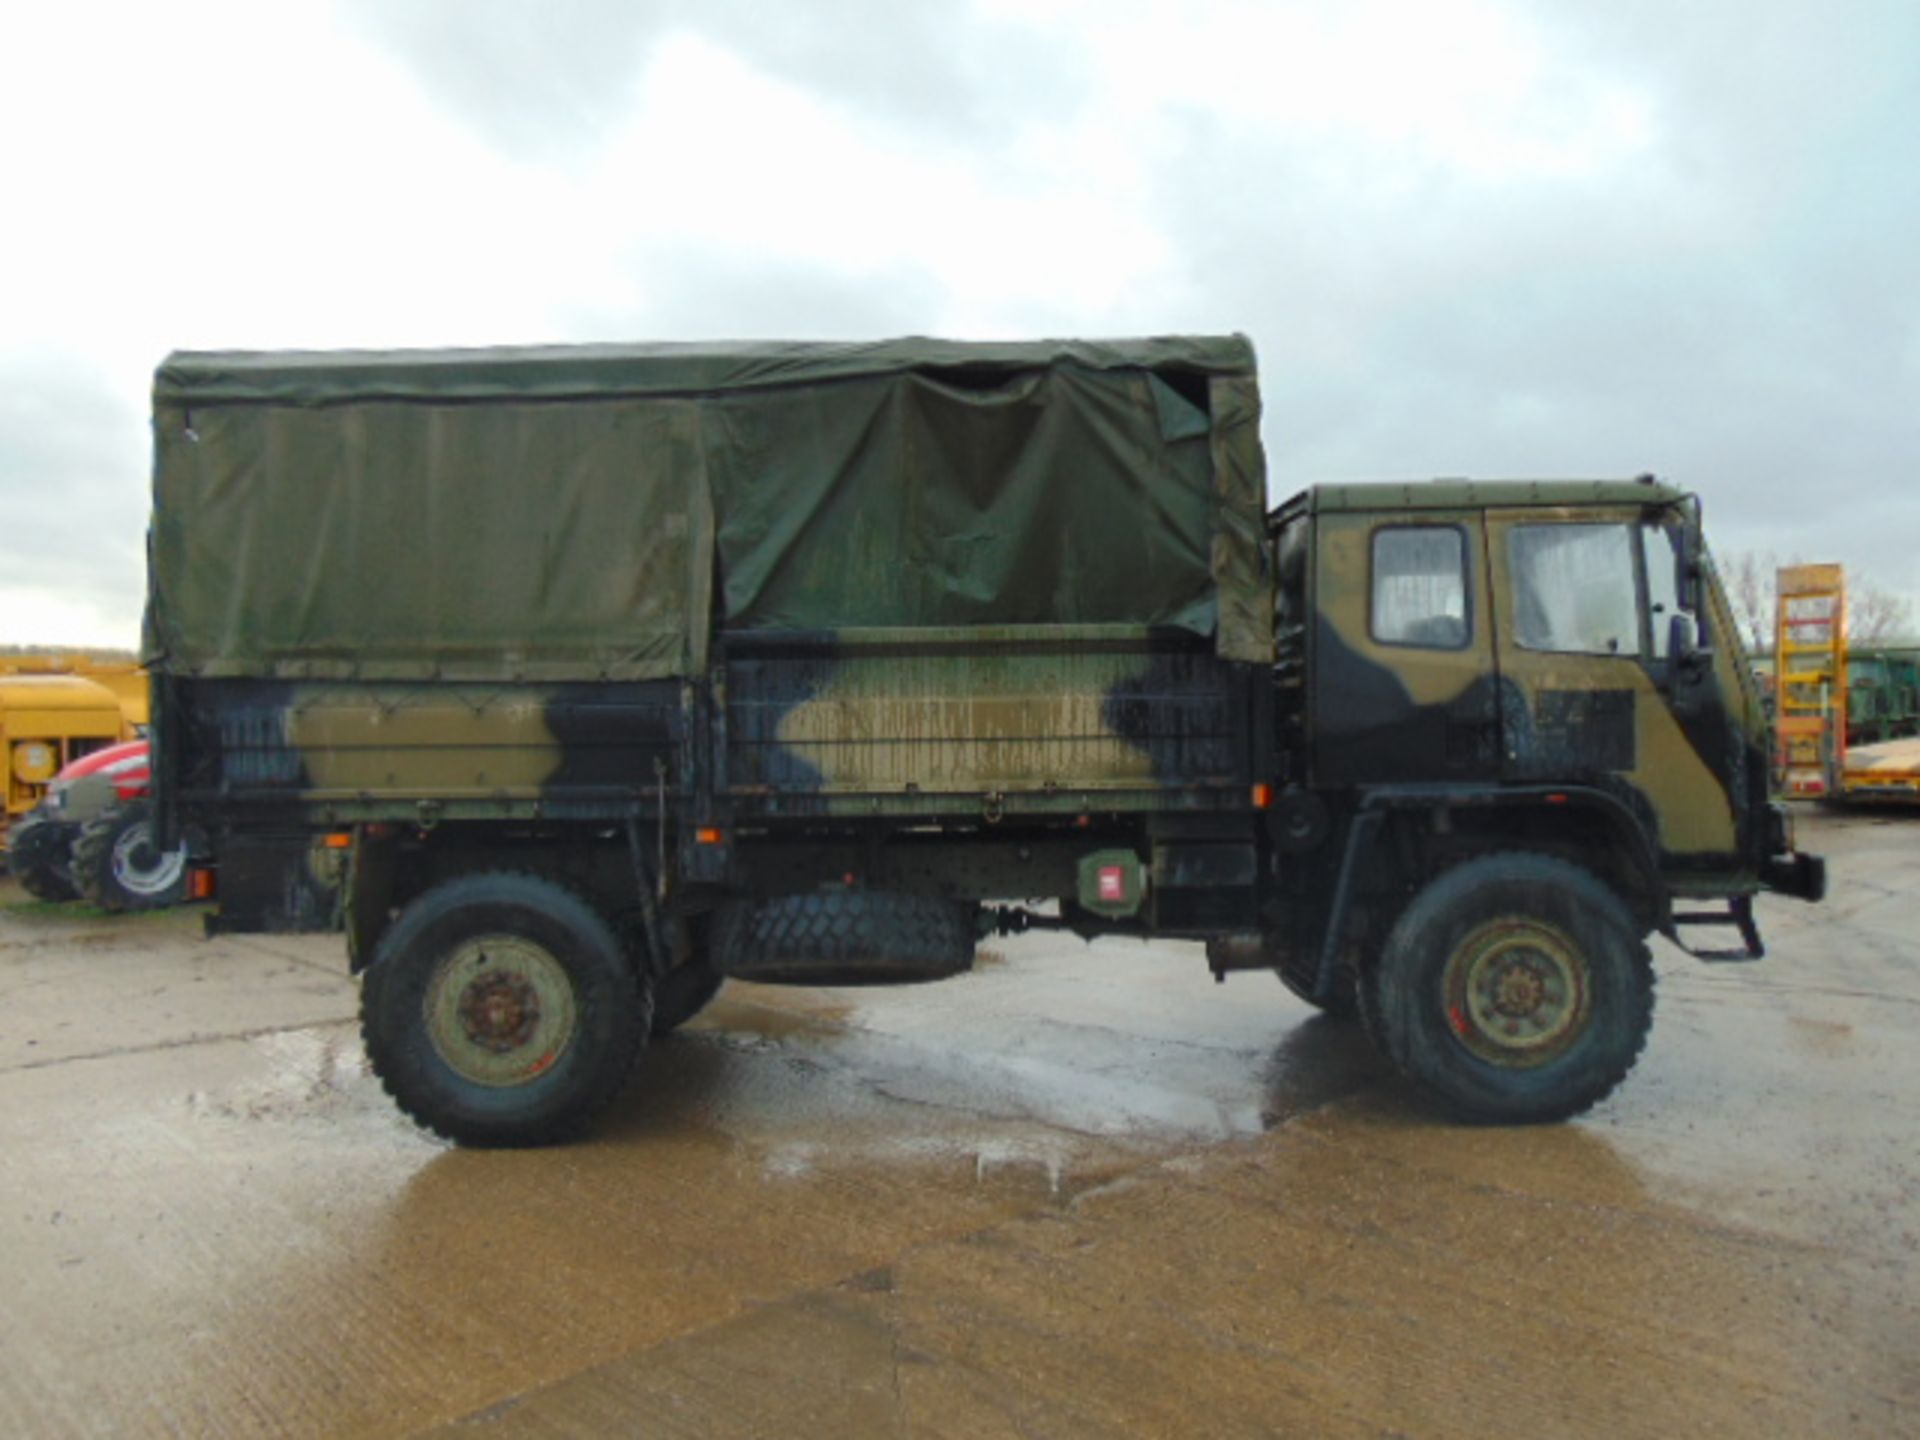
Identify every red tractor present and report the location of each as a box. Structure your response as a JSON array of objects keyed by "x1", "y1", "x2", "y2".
[{"x1": 6, "y1": 739, "x2": 191, "y2": 911}]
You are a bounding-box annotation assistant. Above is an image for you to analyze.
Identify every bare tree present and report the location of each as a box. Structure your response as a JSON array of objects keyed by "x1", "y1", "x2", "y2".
[
  {"x1": 1851, "y1": 582, "x2": 1915, "y2": 648},
  {"x1": 1719, "y1": 550, "x2": 1779, "y2": 656},
  {"x1": 1717, "y1": 551, "x2": 1915, "y2": 653}
]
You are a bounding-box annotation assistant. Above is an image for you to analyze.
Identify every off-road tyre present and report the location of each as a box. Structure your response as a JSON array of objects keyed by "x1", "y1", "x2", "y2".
[
  {"x1": 719, "y1": 891, "x2": 977, "y2": 985},
  {"x1": 1276, "y1": 949, "x2": 1359, "y2": 1021},
  {"x1": 1354, "y1": 955, "x2": 1390, "y2": 1057},
  {"x1": 8, "y1": 814, "x2": 79, "y2": 902},
  {"x1": 72, "y1": 801, "x2": 188, "y2": 912},
  {"x1": 8, "y1": 810, "x2": 79, "y2": 901},
  {"x1": 1371, "y1": 853, "x2": 1654, "y2": 1124},
  {"x1": 360, "y1": 872, "x2": 649, "y2": 1147},
  {"x1": 650, "y1": 962, "x2": 725, "y2": 1036}
]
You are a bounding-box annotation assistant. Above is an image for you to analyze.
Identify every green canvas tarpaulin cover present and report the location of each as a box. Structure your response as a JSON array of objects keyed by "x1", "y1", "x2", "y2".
[{"x1": 145, "y1": 336, "x2": 1271, "y2": 682}]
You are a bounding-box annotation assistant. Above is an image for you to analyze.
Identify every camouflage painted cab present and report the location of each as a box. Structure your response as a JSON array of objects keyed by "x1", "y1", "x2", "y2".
[
  {"x1": 1264, "y1": 479, "x2": 1822, "y2": 1119},
  {"x1": 143, "y1": 339, "x2": 1823, "y2": 1145}
]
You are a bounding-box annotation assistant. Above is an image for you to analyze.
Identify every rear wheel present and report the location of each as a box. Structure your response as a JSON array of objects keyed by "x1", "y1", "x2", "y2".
[
  {"x1": 72, "y1": 801, "x2": 188, "y2": 912},
  {"x1": 1370, "y1": 854, "x2": 1653, "y2": 1123},
  {"x1": 8, "y1": 810, "x2": 79, "y2": 901},
  {"x1": 360, "y1": 872, "x2": 648, "y2": 1147}
]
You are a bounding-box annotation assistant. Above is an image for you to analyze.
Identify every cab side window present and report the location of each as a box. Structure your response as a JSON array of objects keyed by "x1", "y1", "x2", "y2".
[
  {"x1": 1372, "y1": 526, "x2": 1469, "y2": 649},
  {"x1": 1509, "y1": 524, "x2": 1639, "y2": 655}
]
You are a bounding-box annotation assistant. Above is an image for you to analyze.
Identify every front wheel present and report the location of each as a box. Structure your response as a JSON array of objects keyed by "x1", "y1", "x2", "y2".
[
  {"x1": 360, "y1": 873, "x2": 649, "y2": 1146},
  {"x1": 71, "y1": 802, "x2": 188, "y2": 912},
  {"x1": 1369, "y1": 854, "x2": 1654, "y2": 1124}
]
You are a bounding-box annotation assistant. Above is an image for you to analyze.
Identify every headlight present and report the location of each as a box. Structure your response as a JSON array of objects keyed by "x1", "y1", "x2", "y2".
[{"x1": 12, "y1": 741, "x2": 58, "y2": 785}]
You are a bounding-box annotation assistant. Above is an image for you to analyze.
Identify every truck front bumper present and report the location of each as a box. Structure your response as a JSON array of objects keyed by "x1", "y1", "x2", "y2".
[
  {"x1": 1760, "y1": 851, "x2": 1827, "y2": 902},
  {"x1": 1760, "y1": 801, "x2": 1826, "y2": 901}
]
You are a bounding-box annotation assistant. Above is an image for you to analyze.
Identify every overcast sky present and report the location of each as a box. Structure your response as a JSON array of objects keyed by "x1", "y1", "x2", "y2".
[{"x1": 2, "y1": 0, "x2": 1915, "y2": 646}]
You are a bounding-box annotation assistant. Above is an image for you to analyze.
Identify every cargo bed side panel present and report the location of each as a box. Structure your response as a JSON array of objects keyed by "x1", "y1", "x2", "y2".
[
  {"x1": 722, "y1": 630, "x2": 1251, "y2": 819},
  {"x1": 168, "y1": 679, "x2": 683, "y2": 826}
]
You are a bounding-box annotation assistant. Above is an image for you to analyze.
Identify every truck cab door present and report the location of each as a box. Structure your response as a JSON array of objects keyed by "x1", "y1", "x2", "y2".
[
  {"x1": 1309, "y1": 509, "x2": 1500, "y2": 786},
  {"x1": 1485, "y1": 508, "x2": 1741, "y2": 867}
]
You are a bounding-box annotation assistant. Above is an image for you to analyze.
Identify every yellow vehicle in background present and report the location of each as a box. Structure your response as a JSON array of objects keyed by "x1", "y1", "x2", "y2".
[{"x1": 1, "y1": 654, "x2": 145, "y2": 851}]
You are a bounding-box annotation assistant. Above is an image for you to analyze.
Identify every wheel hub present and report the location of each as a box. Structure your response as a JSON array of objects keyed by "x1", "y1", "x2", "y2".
[
  {"x1": 1444, "y1": 920, "x2": 1589, "y2": 1067},
  {"x1": 457, "y1": 972, "x2": 542, "y2": 1053},
  {"x1": 111, "y1": 823, "x2": 187, "y2": 897},
  {"x1": 423, "y1": 936, "x2": 578, "y2": 1087},
  {"x1": 1490, "y1": 961, "x2": 1548, "y2": 1019}
]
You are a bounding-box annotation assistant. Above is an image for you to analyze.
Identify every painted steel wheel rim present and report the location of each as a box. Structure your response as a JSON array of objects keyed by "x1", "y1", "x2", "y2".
[
  {"x1": 423, "y1": 935, "x2": 579, "y2": 1088},
  {"x1": 111, "y1": 823, "x2": 187, "y2": 898},
  {"x1": 1441, "y1": 917, "x2": 1591, "y2": 1068}
]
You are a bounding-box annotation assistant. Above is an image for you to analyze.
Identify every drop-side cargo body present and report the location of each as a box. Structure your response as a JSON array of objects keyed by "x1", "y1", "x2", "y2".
[
  {"x1": 145, "y1": 336, "x2": 1825, "y2": 1145},
  {"x1": 148, "y1": 337, "x2": 1267, "y2": 838}
]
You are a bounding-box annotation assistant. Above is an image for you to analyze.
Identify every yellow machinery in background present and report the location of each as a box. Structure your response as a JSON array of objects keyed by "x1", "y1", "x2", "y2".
[
  {"x1": 1774, "y1": 565, "x2": 1845, "y2": 797},
  {"x1": 1772, "y1": 566, "x2": 1920, "y2": 802},
  {"x1": 0, "y1": 655, "x2": 145, "y2": 848}
]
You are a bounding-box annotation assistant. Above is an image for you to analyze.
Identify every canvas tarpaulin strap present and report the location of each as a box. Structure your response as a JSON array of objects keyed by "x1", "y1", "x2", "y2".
[{"x1": 145, "y1": 335, "x2": 1272, "y2": 681}]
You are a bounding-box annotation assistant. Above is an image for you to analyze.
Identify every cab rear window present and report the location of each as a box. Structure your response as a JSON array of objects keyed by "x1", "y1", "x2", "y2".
[{"x1": 1371, "y1": 526, "x2": 1469, "y2": 649}]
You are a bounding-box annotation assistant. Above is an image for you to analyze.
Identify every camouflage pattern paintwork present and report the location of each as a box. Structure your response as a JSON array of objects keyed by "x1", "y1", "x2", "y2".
[
  {"x1": 1309, "y1": 508, "x2": 1501, "y2": 785},
  {"x1": 1484, "y1": 505, "x2": 1741, "y2": 861},
  {"x1": 170, "y1": 481, "x2": 1768, "y2": 885},
  {"x1": 170, "y1": 680, "x2": 682, "y2": 827},
  {"x1": 1304, "y1": 491, "x2": 1760, "y2": 873},
  {"x1": 167, "y1": 633, "x2": 1259, "y2": 832},
  {"x1": 723, "y1": 626, "x2": 1248, "y2": 820}
]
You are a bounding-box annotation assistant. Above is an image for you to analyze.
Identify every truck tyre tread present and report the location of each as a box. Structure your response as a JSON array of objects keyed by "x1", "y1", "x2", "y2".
[
  {"x1": 359, "y1": 871, "x2": 649, "y2": 1147},
  {"x1": 7, "y1": 814, "x2": 80, "y2": 902},
  {"x1": 720, "y1": 891, "x2": 976, "y2": 984},
  {"x1": 1371, "y1": 852, "x2": 1654, "y2": 1124},
  {"x1": 71, "y1": 801, "x2": 188, "y2": 912},
  {"x1": 8, "y1": 810, "x2": 80, "y2": 901}
]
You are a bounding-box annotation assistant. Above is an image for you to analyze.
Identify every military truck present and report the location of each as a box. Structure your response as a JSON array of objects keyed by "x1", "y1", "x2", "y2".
[{"x1": 143, "y1": 336, "x2": 1825, "y2": 1146}]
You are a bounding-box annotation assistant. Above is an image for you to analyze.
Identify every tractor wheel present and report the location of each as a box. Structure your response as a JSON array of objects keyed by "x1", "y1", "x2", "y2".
[
  {"x1": 1370, "y1": 853, "x2": 1654, "y2": 1124},
  {"x1": 71, "y1": 801, "x2": 189, "y2": 912},
  {"x1": 360, "y1": 872, "x2": 648, "y2": 1147},
  {"x1": 8, "y1": 809, "x2": 80, "y2": 901}
]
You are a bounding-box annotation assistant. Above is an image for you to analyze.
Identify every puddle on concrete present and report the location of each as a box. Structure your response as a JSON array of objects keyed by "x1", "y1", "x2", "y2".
[{"x1": 185, "y1": 1025, "x2": 391, "y2": 1129}]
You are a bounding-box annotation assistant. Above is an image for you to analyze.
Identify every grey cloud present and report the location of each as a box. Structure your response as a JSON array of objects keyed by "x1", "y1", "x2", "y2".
[
  {"x1": 1125, "y1": 4, "x2": 1920, "y2": 595},
  {"x1": 556, "y1": 242, "x2": 948, "y2": 342},
  {"x1": 338, "y1": 0, "x2": 1089, "y2": 161},
  {"x1": 335, "y1": 0, "x2": 656, "y2": 160},
  {"x1": 0, "y1": 358, "x2": 149, "y2": 638}
]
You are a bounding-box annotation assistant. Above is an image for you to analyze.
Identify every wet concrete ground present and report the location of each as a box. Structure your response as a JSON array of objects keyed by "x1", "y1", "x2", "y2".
[{"x1": 1, "y1": 806, "x2": 1914, "y2": 1437}]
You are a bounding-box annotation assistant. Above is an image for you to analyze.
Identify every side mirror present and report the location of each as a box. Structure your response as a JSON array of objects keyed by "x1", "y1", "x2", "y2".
[
  {"x1": 1668, "y1": 611, "x2": 1698, "y2": 661},
  {"x1": 1668, "y1": 612, "x2": 1712, "y2": 697},
  {"x1": 1672, "y1": 516, "x2": 1706, "y2": 615}
]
